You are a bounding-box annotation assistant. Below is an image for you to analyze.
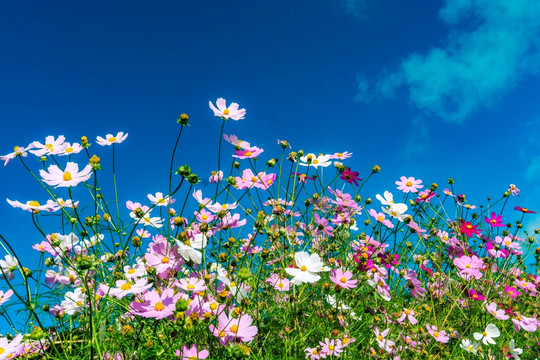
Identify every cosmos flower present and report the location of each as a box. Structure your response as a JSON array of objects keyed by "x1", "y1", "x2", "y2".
[
  {"x1": 395, "y1": 176, "x2": 423, "y2": 193},
  {"x1": 175, "y1": 345, "x2": 209, "y2": 359},
  {"x1": 39, "y1": 162, "x2": 93, "y2": 188},
  {"x1": 30, "y1": 135, "x2": 67, "y2": 156},
  {"x1": 285, "y1": 251, "x2": 325, "y2": 285},
  {"x1": 0, "y1": 144, "x2": 34, "y2": 166},
  {"x1": 96, "y1": 132, "x2": 128, "y2": 146},
  {"x1": 340, "y1": 168, "x2": 361, "y2": 185},
  {"x1": 460, "y1": 220, "x2": 481, "y2": 237},
  {"x1": 330, "y1": 268, "x2": 357, "y2": 289},
  {"x1": 514, "y1": 206, "x2": 535, "y2": 214},
  {"x1": 209, "y1": 98, "x2": 246, "y2": 120},
  {"x1": 473, "y1": 323, "x2": 500, "y2": 345},
  {"x1": 299, "y1": 153, "x2": 331, "y2": 168}
]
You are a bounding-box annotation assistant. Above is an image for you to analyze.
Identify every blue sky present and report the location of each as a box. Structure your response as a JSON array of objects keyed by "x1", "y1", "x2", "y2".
[{"x1": 1, "y1": 0, "x2": 540, "y2": 329}]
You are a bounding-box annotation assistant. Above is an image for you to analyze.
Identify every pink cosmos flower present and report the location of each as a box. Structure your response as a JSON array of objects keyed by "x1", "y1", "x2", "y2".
[
  {"x1": 6, "y1": 199, "x2": 54, "y2": 213},
  {"x1": 130, "y1": 288, "x2": 179, "y2": 320},
  {"x1": 209, "y1": 98, "x2": 246, "y2": 120},
  {"x1": 96, "y1": 132, "x2": 128, "y2": 146},
  {"x1": 30, "y1": 135, "x2": 67, "y2": 156},
  {"x1": 485, "y1": 302, "x2": 510, "y2": 320},
  {"x1": 209, "y1": 311, "x2": 258, "y2": 344},
  {"x1": 426, "y1": 324, "x2": 449, "y2": 343},
  {"x1": 368, "y1": 209, "x2": 394, "y2": 228},
  {"x1": 178, "y1": 277, "x2": 207, "y2": 293},
  {"x1": 0, "y1": 290, "x2": 14, "y2": 305},
  {"x1": 102, "y1": 279, "x2": 152, "y2": 299},
  {"x1": 0, "y1": 334, "x2": 24, "y2": 359},
  {"x1": 504, "y1": 285, "x2": 521, "y2": 298},
  {"x1": 397, "y1": 308, "x2": 418, "y2": 325},
  {"x1": 395, "y1": 176, "x2": 423, "y2": 193},
  {"x1": 328, "y1": 151, "x2": 353, "y2": 160},
  {"x1": 39, "y1": 162, "x2": 92, "y2": 188},
  {"x1": 496, "y1": 235, "x2": 521, "y2": 250},
  {"x1": 265, "y1": 274, "x2": 290, "y2": 292},
  {"x1": 195, "y1": 209, "x2": 216, "y2": 223},
  {"x1": 175, "y1": 344, "x2": 209, "y2": 359},
  {"x1": 416, "y1": 189, "x2": 435, "y2": 203},
  {"x1": 58, "y1": 142, "x2": 83, "y2": 156},
  {"x1": 484, "y1": 212, "x2": 504, "y2": 227},
  {"x1": 0, "y1": 144, "x2": 34, "y2": 166},
  {"x1": 508, "y1": 184, "x2": 520, "y2": 196},
  {"x1": 330, "y1": 268, "x2": 357, "y2": 289},
  {"x1": 209, "y1": 170, "x2": 223, "y2": 183},
  {"x1": 145, "y1": 239, "x2": 182, "y2": 279},
  {"x1": 314, "y1": 213, "x2": 334, "y2": 237},
  {"x1": 512, "y1": 313, "x2": 538, "y2": 332},
  {"x1": 147, "y1": 192, "x2": 175, "y2": 206},
  {"x1": 235, "y1": 169, "x2": 276, "y2": 190},
  {"x1": 232, "y1": 146, "x2": 263, "y2": 159},
  {"x1": 319, "y1": 338, "x2": 343, "y2": 357},
  {"x1": 453, "y1": 255, "x2": 484, "y2": 280},
  {"x1": 374, "y1": 327, "x2": 395, "y2": 353}
]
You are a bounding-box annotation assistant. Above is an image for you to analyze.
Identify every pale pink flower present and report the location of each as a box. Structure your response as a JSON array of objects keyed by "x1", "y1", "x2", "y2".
[
  {"x1": 485, "y1": 302, "x2": 509, "y2": 320},
  {"x1": 177, "y1": 277, "x2": 207, "y2": 293},
  {"x1": 265, "y1": 274, "x2": 290, "y2": 292},
  {"x1": 130, "y1": 288, "x2": 179, "y2": 320},
  {"x1": 508, "y1": 184, "x2": 520, "y2": 196},
  {"x1": 209, "y1": 170, "x2": 223, "y2": 183},
  {"x1": 368, "y1": 208, "x2": 394, "y2": 228},
  {"x1": 0, "y1": 144, "x2": 34, "y2": 166},
  {"x1": 319, "y1": 338, "x2": 343, "y2": 357},
  {"x1": 209, "y1": 98, "x2": 246, "y2": 121},
  {"x1": 0, "y1": 290, "x2": 13, "y2": 305},
  {"x1": 397, "y1": 308, "x2": 418, "y2": 325},
  {"x1": 209, "y1": 311, "x2": 258, "y2": 343},
  {"x1": 328, "y1": 151, "x2": 353, "y2": 160},
  {"x1": 175, "y1": 344, "x2": 209, "y2": 359},
  {"x1": 6, "y1": 199, "x2": 53, "y2": 213},
  {"x1": 96, "y1": 132, "x2": 128, "y2": 146},
  {"x1": 395, "y1": 176, "x2": 423, "y2": 193},
  {"x1": 58, "y1": 142, "x2": 83, "y2": 156},
  {"x1": 233, "y1": 146, "x2": 264, "y2": 159},
  {"x1": 39, "y1": 162, "x2": 92, "y2": 188},
  {"x1": 330, "y1": 268, "x2": 357, "y2": 289},
  {"x1": 30, "y1": 135, "x2": 67, "y2": 156},
  {"x1": 147, "y1": 192, "x2": 175, "y2": 206},
  {"x1": 426, "y1": 324, "x2": 449, "y2": 343},
  {"x1": 235, "y1": 169, "x2": 276, "y2": 190}
]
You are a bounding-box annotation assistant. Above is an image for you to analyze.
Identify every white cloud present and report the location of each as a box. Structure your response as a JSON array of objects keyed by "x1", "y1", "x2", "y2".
[{"x1": 359, "y1": 0, "x2": 540, "y2": 122}]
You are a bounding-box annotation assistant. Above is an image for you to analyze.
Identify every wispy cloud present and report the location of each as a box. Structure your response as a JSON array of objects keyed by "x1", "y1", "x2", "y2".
[{"x1": 358, "y1": 0, "x2": 540, "y2": 122}]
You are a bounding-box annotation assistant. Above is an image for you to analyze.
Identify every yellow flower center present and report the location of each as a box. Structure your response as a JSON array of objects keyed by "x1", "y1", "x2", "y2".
[
  {"x1": 313, "y1": 159, "x2": 319, "y2": 164},
  {"x1": 154, "y1": 302, "x2": 164, "y2": 311},
  {"x1": 63, "y1": 172, "x2": 73, "y2": 181},
  {"x1": 337, "y1": 153, "x2": 343, "y2": 157},
  {"x1": 406, "y1": 181, "x2": 413, "y2": 186},
  {"x1": 76, "y1": 301, "x2": 83, "y2": 306},
  {"x1": 222, "y1": 204, "x2": 227, "y2": 209},
  {"x1": 433, "y1": 332, "x2": 439, "y2": 337},
  {"x1": 120, "y1": 283, "x2": 132, "y2": 291},
  {"x1": 377, "y1": 216, "x2": 385, "y2": 222},
  {"x1": 340, "y1": 277, "x2": 347, "y2": 283},
  {"x1": 278, "y1": 282, "x2": 284, "y2": 288},
  {"x1": 187, "y1": 284, "x2": 195, "y2": 290},
  {"x1": 230, "y1": 324, "x2": 238, "y2": 333},
  {"x1": 66, "y1": 147, "x2": 73, "y2": 153},
  {"x1": 210, "y1": 303, "x2": 217, "y2": 310},
  {"x1": 465, "y1": 264, "x2": 471, "y2": 268},
  {"x1": 109, "y1": 137, "x2": 117, "y2": 142},
  {"x1": 245, "y1": 151, "x2": 252, "y2": 156},
  {"x1": 300, "y1": 265, "x2": 307, "y2": 271},
  {"x1": 28, "y1": 200, "x2": 40, "y2": 207},
  {"x1": 482, "y1": 332, "x2": 487, "y2": 336},
  {"x1": 377, "y1": 335, "x2": 383, "y2": 341},
  {"x1": 508, "y1": 291, "x2": 513, "y2": 295},
  {"x1": 329, "y1": 345, "x2": 334, "y2": 350},
  {"x1": 466, "y1": 224, "x2": 472, "y2": 229},
  {"x1": 218, "y1": 330, "x2": 226, "y2": 338},
  {"x1": 161, "y1": 257, "x2": 169, "y2": 264},
  {"x1": 251, "y1": 177, "x2": 257, "y2": 182},
  {"x1": 202, "y1": 214, "x2": 208, "y2": 220},
  {"x1": 46, "y1": 144, "x2": 54, "y2": 150},
  {"x1": 522, "y1": 208, "x2": 528, "y2": 212},
  {"x1": 405, "y1": 309, "x2": 411, "y2": 315},
  {"x1": 223, "y1": 109, "x2": 230, "y2": 116},
  {"x1": 128, "y1": 269, "x2": 136, "y2": 274}
]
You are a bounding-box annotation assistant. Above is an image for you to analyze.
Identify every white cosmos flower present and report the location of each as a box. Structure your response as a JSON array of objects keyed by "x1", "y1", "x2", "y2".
[
  {"x1": 473, "y1": 323, "x2": 500, "y2": 345},
  {"x1": 377, "y1": 191, "x2": 408, "y2": 221},
  {"x1": 61, "y1": 287, "x2": 87, "y2": 315},
  {"x1": 459, "y1": 338, "x2": 479, "y2": 354},
  {"x1": 285, "y1": 251, "x2": 325, "y2": 285},
  {"x1": 175, "y1": 233, "x2": 207, "y2": 264},
  {"x1": 0, "y1": 255, "x2": 19, "y2": 280},
  {"x1": 508, "y1": 339, "x2": 523, "y2": 360},
  {"x1": 299, "y1": 153, "x2": 331, "y2": 168}
]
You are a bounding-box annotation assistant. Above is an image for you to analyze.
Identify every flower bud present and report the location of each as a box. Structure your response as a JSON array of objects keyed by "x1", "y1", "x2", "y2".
[
  {"x1": 447, "y1": 178, "x2": 454, "y2": 184},
  {"x1": 132, "y1": 236, "x2": 142, "y2": 247},
  {"x1": 237, "y1": 268, "x2": 250, "y2": 281},
  {"x1": 89, "y1": 155, "x2": 101, "y2": 170},
  {"x1": 233, "y1": 161, "x2": 241, "y2": 169},
  {"x1": 227, "y1": 176, "x2": 237, "y2": 186},
  {"x1": 176, "y1": 165, "x2": 191, "y2": 177},
  {"x1": 187, "y1": 174, "x2": 199, "y2": 184},
  {"x1": 365, "y1": 198, "x2": 372, "y2": 204},
  {"x1": 81, "y1": 136, "x2": 89, "y2": 147},
  {"x1": 266, "y1": 158, "x2": 277, "y2": 167},
  {"x1": 372, "y1": 165, "x2": 381, "y2": 173},
  {"x1": 177, "y1": 113, "x2": 189, "y2": 126},
  {"x1": 297, "y1": 150, "x2": 304, "y2": 157}
]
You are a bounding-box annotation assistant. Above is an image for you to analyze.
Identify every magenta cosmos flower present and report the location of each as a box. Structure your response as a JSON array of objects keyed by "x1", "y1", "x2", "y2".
[
  {"x1": 484, "y1": 212, "x2": 504, "y2": 227},
  {"x1": 340, "y1": 168, "x2": 361, "y2": 186},
  {"x1": 330, "y1": 268, "x2": 357, "y2": 289},
  {"x1": 209, "y1": 98, "x2": 246, "y2": 121},
  {"x1": 395, "y1": 176, "x2": 423, "y2": 193},
  {"x1": 460, "y1": 220, "x2": 481, "y2": 237},
  {"x1": 96, "y1": 132, "x2": 128, "y2": 146},
  {"x1": 39, "y1": 162, "x2": 92, "y2": 188},
  {"x1": 514, "y1": 206, "x2": 536, "y2": 214}
]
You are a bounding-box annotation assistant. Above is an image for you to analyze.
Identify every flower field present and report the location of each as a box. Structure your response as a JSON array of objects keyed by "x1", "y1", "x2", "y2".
[{"x1": 0, "y1": 99, "x2": 539, "y2": 359}]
